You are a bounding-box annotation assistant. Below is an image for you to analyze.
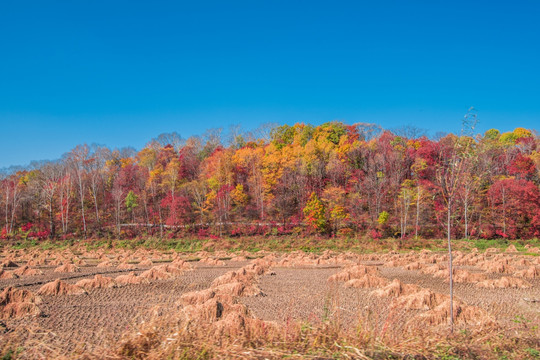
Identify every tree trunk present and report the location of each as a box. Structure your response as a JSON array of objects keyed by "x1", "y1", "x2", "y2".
[
  {"x1": 447, "y1": 199, "x2": 454, "y2": 332},
  {"x1": 415, "y1": 186, "x2": 420, "y2": 238},
  {"x1": 79, "y1": 180, "x2": 87, "y2": 238},
  {"x1": 49, "y1": 200, "x2": 55, "y2": 239}
]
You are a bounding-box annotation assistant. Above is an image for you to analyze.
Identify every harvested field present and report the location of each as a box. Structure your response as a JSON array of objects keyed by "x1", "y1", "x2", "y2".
[{"x1": 0, "y1": 247, "x2": 539, "y2": 359}]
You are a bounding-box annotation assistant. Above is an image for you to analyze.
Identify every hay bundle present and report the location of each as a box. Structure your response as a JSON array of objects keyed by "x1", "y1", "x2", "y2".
[
  {"x1": 370, "y1": 279, "x2": 421, "y2": 297},
  {"x1": 1, "y1": 260, "x2": 19, "y2": 268},
  {"x1": 477, "y1": 276, "x2": 531, "y2": 289},
  {"x1": 2, "y1": 302, "x2": 43, "y2": 319},
  {"x1": 180, "y1": 288, "x2": 217, "y2": 306},
  {"x1": 421, "y1": 264, "x2": 446, "y2": 275},
  {"x1": 212, "y1": 311, "x2": 248, "y2": 336},
  {"x1": 513, "y1": 258, "x2": 532, "y2": 267},
  {"x1": 154, "y1": 264, "x2": 184, "y2": 276},
  {"x1": 199, "y1": 257, "x2": 225, "y2": 266},
  {"x1": 182, "y1": 298, "x2": 225, "y2": 322},
  {"x1": 344, "y1": 274, "x2": 389, "y2": 288},
  {"x1": 327, "y1": 265, "x2": 377, "y2": 282},
  {"x1": 115, "y1": 272, "x2": 149, "y2": 285},
  {"x1": 244, "y1": 261, "x2": 270, "y2": 275},
  {"x1": 48, "y1": 258, "x2": 65, "y2": 266},
  {"x1": 138, "y1": 259, "x2": 153, "y2": 266},
  {"x1": 117, "y1": 262, "x2": 136, "y2": 270},
  {"x1": 76, "y1": 275, "x2": 117, "y2": 290},
  {"x1": 1, "y1": 286, "x2": 44, "y2": 319},
  {"x1": 37, "y1": 279, "x2": 87, "y2": 296},
  {"x1": 416, "y1": 299, "x2": 494, "y2": 326},
  {"x1": 211, "y1": 268, "x2": 255, "y2": 287},
  {"x1": 97, "y1": 260, "x2": 114, "y2": 268},
  {"x1": 139, "y1": 267, "x2": 172, "y2": 280},
  {"x1": 171, "y1": 258, "x2": 193, "y2": 270},
  {"x1": 73, "y1": 258, "x2": 87, "y2": 266},
  {"x1": 215, "y1": 281, "x2": 263, "y2": 297},
  {"x1": 54, "y1": 263, "x2": 80, "y2": 273},
  {"x1": 12, "y1": 265, "x2": 43, "y2": 277},
  {"x1": 1, "y1": 287, "x2": 42, "y2": 305},
  {"x1": 481, "y1": 261, "x2": 514, "y2": 274},
  {"x1": 505, "y1": 244, "x2": 518, "y2": 253},
  {"x1": 384, "y1": 260, "x2": 404, "y2": 267},
  {"x1": 514, "y1": 266, "x2": 539, "y2": 279},
  {"x1": 454, "y1": 253, "x2": 481, "y2": 266},
  {"x1": 453, "y1": 270, "x2": 486, "y2": 283},
  {"x1": 404, "y1": 262, "x2": 422, "y2": 270},
  {"x1": 0, "y1": 269, "x2": 18, "y2": 279},
  {"x1": 211, "y1": 282, "x2": 247, "y2": 297},
  {"x1": 25, "y1": 258, "x2": 47, "y2": 267},
  {"x1": 391, "y1": 289, "x2": 447, "y2": 310}
]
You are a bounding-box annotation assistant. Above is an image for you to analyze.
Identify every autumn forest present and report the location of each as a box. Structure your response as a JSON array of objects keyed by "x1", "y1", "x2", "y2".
[{"x1": 1, "y1": 121, "x2": 539, "y2": 242}]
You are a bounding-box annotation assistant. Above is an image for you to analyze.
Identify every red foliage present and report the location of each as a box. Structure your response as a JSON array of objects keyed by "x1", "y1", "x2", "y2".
[
  {"x1": 488, "y1": 178, "x2": 540, "y2": 239},
  {"x1": 161, "y1": 194, "x2": 191, "y2": 226},
  {"x1": 508, "y1": 153, "x2": 536, "y2": 180}
]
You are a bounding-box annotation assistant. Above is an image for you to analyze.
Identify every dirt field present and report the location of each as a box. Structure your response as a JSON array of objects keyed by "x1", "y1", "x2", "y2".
[{"x1": 1, "y1": 247, "x2": 539, "y2": 358}]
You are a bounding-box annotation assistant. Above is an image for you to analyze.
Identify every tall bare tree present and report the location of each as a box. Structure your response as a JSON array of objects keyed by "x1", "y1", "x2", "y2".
[{"x1": 66, "y1": 145, "x2": 89, "y2": 238}]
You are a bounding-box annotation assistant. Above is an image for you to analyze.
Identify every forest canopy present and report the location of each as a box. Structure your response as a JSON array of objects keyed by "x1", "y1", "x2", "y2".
[{"x1": 1, "y1": 122, "x2": 538, "y2": 241}]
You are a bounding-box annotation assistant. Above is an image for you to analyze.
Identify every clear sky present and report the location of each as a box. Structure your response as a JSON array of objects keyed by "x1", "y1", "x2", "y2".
[{"x1": 1, "y1": 0, "x2": 539, "y2": 168}]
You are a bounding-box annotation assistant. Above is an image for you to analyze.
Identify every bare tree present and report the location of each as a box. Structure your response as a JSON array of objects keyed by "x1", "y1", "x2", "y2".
[
  {"x1": 58, "y1": 162, "x2": 72, "y2": 235},
  {"x1": 187, "y1": 180, "x2": 208, "y2": 224},
  {"x1": 86, "y1": 145, "x2": 110, "y2": 232},
  {"x1": 227, "y1": 124, "x2": 246, "y2": 149},
  {"x1": 152, "y1": 132, "x2": 184, "y2": 152},
  {"x1": 0, "y1": 170, "x2": 23, "y2": 236},
  {"x1": 435, "y1": 108, "x2": 478, "y2": 332},
  {"x1": 37, "y1": 162, "x2": 62, "y2": 238},
  {"x1": 252, "y1": 122, "x2": 278, "y2": 143},
  {"x1": 392, "y1": 125, "x2": 427, "y2": 139},
  {"x1": 66, "y1": 145, "x2": 89, "y2": 238},
  {"x1": 202, "y1": 128, "x2": 223, "y2": 153},
  {"x1": 112, "y1": 183, "x2": 124, "y2": 235},
  {"x1": 353, "y1": 122, "x2": 383, "y2": 141}
]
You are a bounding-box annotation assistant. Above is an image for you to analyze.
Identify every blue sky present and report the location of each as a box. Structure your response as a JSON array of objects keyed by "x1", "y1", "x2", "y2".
[{"x1": 1, "y1": 0, "x2": 538, "y2": 168}]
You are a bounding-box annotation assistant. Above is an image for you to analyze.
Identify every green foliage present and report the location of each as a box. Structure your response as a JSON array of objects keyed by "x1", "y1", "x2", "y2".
[
  {"x1": 316, "y1": 121, "x2": 347, "y2": 145},
  {"x1": 270, "y1": 124, "x2": 296, "y2": 149},
  {"x1": 484, "y1": 128, "x2": 500, "y2": 140},
  {"x1": 125, "y1": 191, "x2": 139, "y2": 213},
  {"x1": 377, "y1": 211, "x2": 389, "y2": 225},
  {"x1": 525, "y1": 348, "x2": 540, "y2": 358},
  {"x1": 500, "y1": 127, "x2": 532, "y2": 145}
]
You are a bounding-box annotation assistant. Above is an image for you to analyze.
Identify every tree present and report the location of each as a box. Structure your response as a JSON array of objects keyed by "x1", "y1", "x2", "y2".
[
  {"x1": 398, "y1": 179, "x2": 415, "y2": 240},
  {"x1": 1, "y1": 171, "x2": 24, "y2": 236},
  {"x1": 488, "y1": 178, "x2": 540, "y2": 239},
  {"x1": 112, "y1": 183, "x2": 124, "y2": 235},
  {"x1": 66, "y1": 145, "x2": 89, "y2": 238},
  {"x1": 86, "y1": 145, "x2": 109, "y2": 232},
  {"x1": 58, "y1": 163, "x2": 72, "y2": 234},
  {"x1": 303, "y1": 192, "x2": 327, "y2": 233},
  {"x1": 37, "y1": 162, "x2": 62, "y2": 238},
  {"x1": 125, "y1": 190, "x2": 138, "y2": 223},
  {"x1": 434, "y1": 109, "x2": 478, "y2": 332}
]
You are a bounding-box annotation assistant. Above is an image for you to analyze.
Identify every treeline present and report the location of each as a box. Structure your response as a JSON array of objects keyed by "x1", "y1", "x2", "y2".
[{"x1": 1, "y1": 121, "x2": 539, "y2": 241}]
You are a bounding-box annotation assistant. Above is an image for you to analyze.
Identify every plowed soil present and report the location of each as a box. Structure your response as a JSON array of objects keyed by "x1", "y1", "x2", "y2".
[
  {"x1": 1, "y1": 249, "x2": 539, "y2": 358},
  {"x1": 0, "y1": 261, "x2": 245, "y2": 355}
]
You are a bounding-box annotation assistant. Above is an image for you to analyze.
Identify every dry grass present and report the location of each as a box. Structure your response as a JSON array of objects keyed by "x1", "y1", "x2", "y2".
[
  {"x1": 37, "y1": 279, "x2": 87, "y2": 296},
  {"x1": 1, "y1": 245, "x2": 539, "y2": 359}
]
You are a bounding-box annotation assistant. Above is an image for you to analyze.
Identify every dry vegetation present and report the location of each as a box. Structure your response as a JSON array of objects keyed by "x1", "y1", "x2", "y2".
[{"x1": 0, "y1": 243, "x2": 539, "y2": 359}]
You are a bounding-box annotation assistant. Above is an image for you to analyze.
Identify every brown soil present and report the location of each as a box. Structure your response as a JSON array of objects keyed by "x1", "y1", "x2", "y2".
[
  {"x1": 0, "y1": 259, "x2": 240, "y2": 354},
  {"x1": 1, "y1": 248, "x2": 539, "y2": 357}
]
